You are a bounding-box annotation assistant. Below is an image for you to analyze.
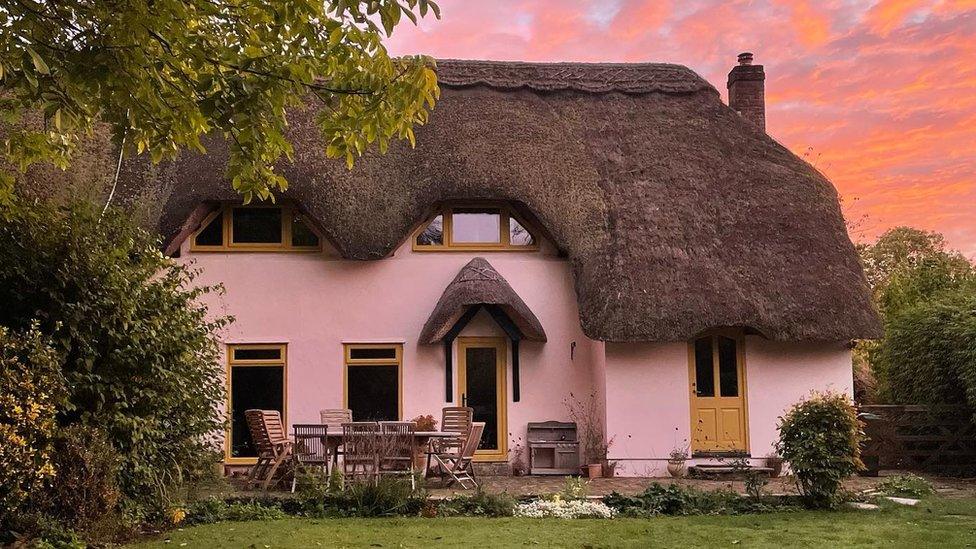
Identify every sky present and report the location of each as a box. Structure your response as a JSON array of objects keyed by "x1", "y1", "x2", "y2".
[{"x1": 386, "y1": 0, "x2": 976, "y2": 257}]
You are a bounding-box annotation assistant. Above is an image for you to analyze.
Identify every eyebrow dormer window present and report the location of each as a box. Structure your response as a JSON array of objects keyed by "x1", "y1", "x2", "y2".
[
  {"x1": 413, "y1": 205, "x2": 538, "y2": 251},
  {"x1": 191, "y1": 204, "x2": 321, "y2": 252}
]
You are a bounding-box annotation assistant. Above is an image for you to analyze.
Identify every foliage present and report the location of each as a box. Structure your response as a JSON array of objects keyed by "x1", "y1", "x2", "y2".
[
  {"x1": 508, "y1": 434, "x2": 526, "y2": 476},
  {"x1": 877, "y1": 474, "x2": 935, "y2": 498},
  {"x1": 881, "y1": 288, "x2": 976, "y2": 419},
  {"x1": 560, "y1": 477, "x2": 589, "y2": 501},
  {"x1": 0, "y1": 324, "x2": 64, "y2": 526},
  {"x1": 336, "y1": 476, "x2": 427, "y2": 517},
  {"x1": 775, "y1": 392, "x2": 864, "y2": 509},
  {"x1": 514, "y1": 498, "x2": 616, "y2": 519},
  {"x1": 0, "y1": 0, "x2": 441, "y2": 201},
  {"x1": 0, "y1": 197, "x2": 229, "y2": 509},
  {"x1": 410, "y1": 414, "x2": 437, "y2": 431},
  {"x1": 184, "y1": 498, "x2": 287, "y2": 525},
  {"x1": 30, "y1": 425, "x2": 123, "y2": 537},
  {"x1": 436, "y1": 489, "x2": 516, "y2": 518},
  {"x1": 855, "y1": 227, "x2": 976, "y2": 403},
  {"x1": 602, "y1": 483, "x2": 793, "y2": 517}
]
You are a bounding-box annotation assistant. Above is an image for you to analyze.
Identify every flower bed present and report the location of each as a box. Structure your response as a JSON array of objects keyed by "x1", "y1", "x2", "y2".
[{"x1": 515, "y1": 498, "x2": 616, "y2": 519}]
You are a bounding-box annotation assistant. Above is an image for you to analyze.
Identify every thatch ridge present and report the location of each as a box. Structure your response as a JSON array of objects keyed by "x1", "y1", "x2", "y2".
[
  {"x1": 419, "y1": 257, "x2": 547, "y2": 344},
  {"x1": 21, "y1": 59, "x2": 881, "y2": 342}
]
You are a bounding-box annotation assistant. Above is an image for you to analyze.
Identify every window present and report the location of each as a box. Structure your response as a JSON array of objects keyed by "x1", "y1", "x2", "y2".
[
  {"x1": 692, "y1": 334, "x2": 742, "y2": 398},
  {"x1": 191, "y1": 204, "x2": 321, "y2": 251},
  {"x1": 343, "y1": 344, "x2": 402, "y2": 421},
  {"x1": 413, "y1": 204, "x2": 538, "y2": 251},
  {"x1": 227, "y1": 344, "x2": 286, "y2": 461}
]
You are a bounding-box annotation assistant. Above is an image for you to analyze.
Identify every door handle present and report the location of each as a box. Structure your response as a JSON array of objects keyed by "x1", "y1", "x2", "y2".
[{"x1": 462, "y1": 393, "x2": 467, "y2": 406}]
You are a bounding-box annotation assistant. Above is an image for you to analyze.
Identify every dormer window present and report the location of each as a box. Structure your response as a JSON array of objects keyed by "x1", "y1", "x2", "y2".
[
  {"x1": 191, "y1": 204, "x2": 321, "y2": 252},
  {"x1": 413, "y1": 204, "x2": 538, "y2": 251}
]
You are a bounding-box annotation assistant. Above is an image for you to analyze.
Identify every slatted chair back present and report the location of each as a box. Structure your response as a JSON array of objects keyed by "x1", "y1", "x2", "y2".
[
  {"x1": 379, "y1": 421, "x2": 417, "y2": 465},
  {"x1": 293, "y1": 424, "x2": 330, "y2": 467},
  {"x1": 262, "y1": 410, "x2": 289, "y2": 445},
  {"x1": 342, "y1": 422, "x2": 380, "y2": 478},
  {"x1": 245, "y1": 409, "x2": 275, "y2": 456},
  {"x1": 441, "y1": 407, "x2": 474, "y2": 436},
  {"x1": 462, "y1": 422, "x2": 486, "y2": 460},
  {"x1": 320, "y1": 408, "x2": 353, "y2": 430}
]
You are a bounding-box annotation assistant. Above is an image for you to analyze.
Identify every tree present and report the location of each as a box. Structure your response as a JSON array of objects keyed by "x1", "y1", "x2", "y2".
[{"x1": 0, "y1": 0, "x2": 440, "y2": 201}]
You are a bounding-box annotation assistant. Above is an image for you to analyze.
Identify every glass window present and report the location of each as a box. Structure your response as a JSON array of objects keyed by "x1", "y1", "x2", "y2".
[
  {"x1": 347, "y1": 365, "x2": 399, "y2": 421},
  {"x1": 452, "y1": 208, "x2": 501, "y2": 244},
  {"x1": 227, "y1": 344, "x2": 286, "y2": 460},
  {"x1": 509, "y1": 217, "x2": 535, "y2": 246},
  {"x1": 291, "y1": 214, "x2": 320, "y2": 247},
  {"x1": 194, "y1": 213, "x2": 223, "y2": 247},
  {"x1": 718, "y1": 336, "x2": 739, "y2": 397},
  {"x1": 233, "y1": 348, "x2": 283, "y2": 361},
  {"x1": 694, "y1": 337, "x2": 715, "y2": 397},
  {"x1": 232, "y1": 208, "x2": 282, "y2": 244},
  {"x1": 349, "y1": 347, "x2": 398, "y2": 360},
  {"x1": 416, "y1": 214, "x2": 444, "y2": 246}
]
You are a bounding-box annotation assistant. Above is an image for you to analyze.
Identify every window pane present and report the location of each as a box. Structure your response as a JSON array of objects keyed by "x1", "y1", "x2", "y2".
[
  {"x1": 291, "y1": 214, "x2": 320, "y2": 247},
  {"x1": 464, "y1": 347, "x2": 499, "y2": 451},
  {"x1": 230, "y1": 365, "x2": 284, "y2": 458},
  {"x1": 232, "y1": 208, "x2": 282, "y2": 244},
  {"x1": 451, "y1": 208, "x2": 501, "y2": 244},
  {"x1": 194, "y1": 213, "x2": 223, "y2": 246},
  {"x1": 347, "y1": 365, "x2": 398, "y2": 421},
  {"x1": 718, "y1": 336, "x2": 739, "y2": 397},
  {"x1": 416, "y1": 215, "x2": 444, "y2": 246},
  {"x1": 509, "y1": 216, "x2": 535, "y2": 246},
  {"x1": 349, "y1": 347, "x2": 397, "y2": 360},
  {"x1": 233, "y1": 348, "x2": 282, "y2": 361},
  {"x1": 694, "y1": 337, "x2": 715, "y2": 397}
]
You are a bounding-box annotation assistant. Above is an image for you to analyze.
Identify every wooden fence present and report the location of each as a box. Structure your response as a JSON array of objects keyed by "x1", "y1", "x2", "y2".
[{"x1": 859, "y1": 405, "x2": 976, "y2": 476}]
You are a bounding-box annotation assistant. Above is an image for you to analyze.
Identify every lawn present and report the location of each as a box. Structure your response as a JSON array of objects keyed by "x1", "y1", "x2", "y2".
[{"x1": 136, "y1": 498, "x2": 976, "y2": 548}]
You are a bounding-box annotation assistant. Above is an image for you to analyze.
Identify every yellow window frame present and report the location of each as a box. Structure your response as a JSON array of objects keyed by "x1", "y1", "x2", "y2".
[
  {"x1": 190, "y1": 204, "x2": 323, "y2": 253},
  {"x1": 412, "y1": 203, "x2": 540, "y2": 252},
  {"x1": 225, "y1": 343, "x2": 288, "y2": 465},
  {"x1": 342, "y1": 343, "x2": 404, "y2": 420}
]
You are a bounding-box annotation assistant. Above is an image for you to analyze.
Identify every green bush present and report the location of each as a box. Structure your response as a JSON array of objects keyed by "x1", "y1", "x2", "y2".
[
  {"x1": 335, "y1": 477, "x2": 427, "y2": 517},
  {"x1": 0, "y1": 197, "x2": 230, "y2": 509},
  {"x1": 602, "y1": 483, "x2": 793, "y2": 517},
  {"x1": 775, "y1": 392, "x2": 864, "y2": 508},
  {"x1": 184, "y1": 498, "x2": 287, "y2": 525},
  {"x1": 0, "y1": 325, "x2": 64, "y2": 528},
  {"x1": 437, "y1": 489, "x2": 516, "y2": 517},
  {"x1": 877, "y1": 474, "x2": 935, "y2": 498},
  {"x1": 881, "y1": 288, "x2": 976, "y2": 419}
]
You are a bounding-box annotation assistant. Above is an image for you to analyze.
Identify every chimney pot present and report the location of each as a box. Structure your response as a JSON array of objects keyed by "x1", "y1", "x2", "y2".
[{"x1": 727, "y1": 52, "x2": 766, "y2": 131}]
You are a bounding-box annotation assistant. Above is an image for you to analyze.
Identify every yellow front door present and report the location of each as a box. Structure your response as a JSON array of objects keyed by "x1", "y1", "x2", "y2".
[
  {"x1": 689, "y1": 333, "x2": 748, "y2": 453},
  {"x1": 457, "y1": 337, "x2": 508, "y2": 461}
]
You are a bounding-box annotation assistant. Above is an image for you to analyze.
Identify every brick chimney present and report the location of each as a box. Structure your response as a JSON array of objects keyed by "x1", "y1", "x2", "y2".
[{"x1": 727, "y1": 52, "x2": 765, "y2": 131}]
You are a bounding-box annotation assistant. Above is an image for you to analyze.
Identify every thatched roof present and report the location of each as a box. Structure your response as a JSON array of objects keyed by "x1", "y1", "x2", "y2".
[
  {"x1": 420, "y1": 258, "x2": 547, "y2": 344},
  {"x1": 23, "y1": 59, "x2": 881, "y2": 342}
]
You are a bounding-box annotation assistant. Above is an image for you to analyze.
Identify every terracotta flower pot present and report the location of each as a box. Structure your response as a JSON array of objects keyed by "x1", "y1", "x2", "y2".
[
  {"x1": 587, "y1": 463, "x2": 603, "y2": 478},
  {"x1": 667, "y1": 459, "x2": 686, "y2": 478}
]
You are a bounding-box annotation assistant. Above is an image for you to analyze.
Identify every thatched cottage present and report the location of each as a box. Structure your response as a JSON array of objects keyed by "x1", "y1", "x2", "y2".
[{"x1": 107, "y1": 54, "x2": 879, "y2": 475}]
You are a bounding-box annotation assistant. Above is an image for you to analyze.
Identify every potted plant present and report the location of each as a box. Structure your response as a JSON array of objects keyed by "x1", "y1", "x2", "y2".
[
  {"x1": 509, "y1": 434, "x2": 527, "y2": 476},
  {"x1": 765, "y1": 453, "x2": 784, "y2": 478},
  {"x1": 565, "y1": 391, "x2": 611, "y2": 479},
  {"x1": 667, "y1": 446, "x2": 689, "y2": 478},
  {"x1": 411, "y1": 414, "x2": 437, "y2": 432}
]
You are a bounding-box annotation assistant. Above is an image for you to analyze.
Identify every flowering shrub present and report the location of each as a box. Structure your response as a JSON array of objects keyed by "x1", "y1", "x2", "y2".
[
  {"x1": 0, "y1": 325, "x2": 64, "y2": 525},
  {"x1": 515, "y1": 497, "x2": 616, "y2": 519}
]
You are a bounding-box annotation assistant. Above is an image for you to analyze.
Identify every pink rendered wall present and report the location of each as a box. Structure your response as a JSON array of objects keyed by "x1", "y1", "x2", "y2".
[
  {"x1": 180, "y1": 233, "x2": 599, "y2": 463},
  {"x1": 604, "y1": 338, "x2": 853, "y2": 476}
]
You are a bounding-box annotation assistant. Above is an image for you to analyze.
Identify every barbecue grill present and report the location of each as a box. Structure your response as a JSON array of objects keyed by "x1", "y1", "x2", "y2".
[{"x1": 527, "y1": 421, "x2": 580, "y2": 475}]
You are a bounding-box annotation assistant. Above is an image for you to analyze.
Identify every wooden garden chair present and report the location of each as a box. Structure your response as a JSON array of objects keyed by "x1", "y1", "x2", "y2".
[
  {"x1": 378, "y1": 421, "x2": 418, "y2": 489},
  {"x1": 427, "y1": 406, "x2": 473, "y2": 474},
  {"x1": 244, "y1": 409, "x2": 294, "y2": 490},
  {"x1": 342, "y1": 422, "x2": 380, "y2": 482},
  {"x1": 291, "y1": 423, "x2": 330, "y2": 493},
  {"x1": 320, "y1": 409, "x2": 352, "y2": 467},
  {"x1": 431, "y1": 422, "x2": 484, "y2": 489}
]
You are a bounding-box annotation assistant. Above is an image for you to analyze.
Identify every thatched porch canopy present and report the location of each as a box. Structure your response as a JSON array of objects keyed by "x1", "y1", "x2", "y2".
[
  {"x1": 23, "y1": 59, "x2": 882, "y2": 342},
  {"x1": 420, "y1": 258, "x2": 546, "y2": 344}
]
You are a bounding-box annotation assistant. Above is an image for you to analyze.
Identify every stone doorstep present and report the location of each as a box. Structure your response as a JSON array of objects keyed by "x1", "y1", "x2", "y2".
[{"x1": 688, "y1": 464, "x2": 775, "y2": 479}]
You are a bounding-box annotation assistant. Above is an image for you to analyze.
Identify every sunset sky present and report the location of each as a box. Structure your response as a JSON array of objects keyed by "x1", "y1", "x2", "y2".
[{"x1": 387, "y1": 0, "x2": 976, "y2": 257}]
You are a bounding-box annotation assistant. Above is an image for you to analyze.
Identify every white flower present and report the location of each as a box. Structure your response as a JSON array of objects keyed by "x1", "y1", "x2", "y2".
[{"x1": 514, "y1": 499, "x2": 616, "y2": 519}]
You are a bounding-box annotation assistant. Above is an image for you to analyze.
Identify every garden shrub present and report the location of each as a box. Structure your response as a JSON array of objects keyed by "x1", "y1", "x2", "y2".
[
  {"x1": 877, "y1": 474, "x2": 935, "y2": 498},
  {"x1": 0, "y1": 325, "x2": 64, "y2": 528},
  {"x1": 0, "y1": 197, "x2": 230, "y2": 511},
  {"x1": 603, "y1": 483, "x2": 794, "y2": 517},
  {"x1": 335, "y1": 476, "x2": 428, "y2": 517},
  {"x1": 880, "y1": 288, "x2": 976, "y2": 420},
  {"x1": 184, "y1": 498, "x2": 287, "y2": 525},
  {"x1": 437, "y1": 489, "x2": 516, "y2": 517},
  {"x1": 776, "y1": 392, "x2": 864, "y2": 508}
]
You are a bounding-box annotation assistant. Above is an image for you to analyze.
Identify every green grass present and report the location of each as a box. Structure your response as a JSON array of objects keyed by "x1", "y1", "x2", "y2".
[{"x1": 135, "y1": 498, "x2": 976, "y2": 548}]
